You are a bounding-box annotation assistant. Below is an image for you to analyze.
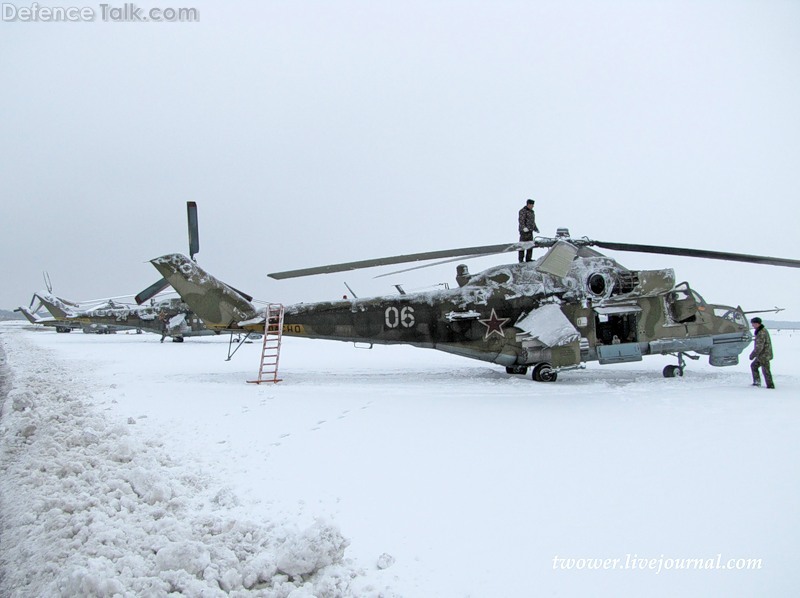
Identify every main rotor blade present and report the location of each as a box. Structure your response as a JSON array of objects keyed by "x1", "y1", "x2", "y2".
[
  {"x1": 135, "y1": 278, "x2": 171, "y2": 304},
  {"x1": 268, "y1": 241, "x2": 551, "y2": 279},
  {"x1": 591, "y1": 241, "x2": 800, "y2": 269},
  {"x1": 268, "y1": 234, "x2": 800, "y2": 280},
  {"x1": 373, "y1": 252, "x2": 500, "y2": 278}
]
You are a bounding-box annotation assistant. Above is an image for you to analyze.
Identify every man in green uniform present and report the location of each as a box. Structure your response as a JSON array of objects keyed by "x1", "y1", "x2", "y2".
[
  {"x1": 749, "y1": 317, "x2": 775, "y2": 389},
  {"x1": 518, "y1": 199, "x2": 539, "y2": 263}
]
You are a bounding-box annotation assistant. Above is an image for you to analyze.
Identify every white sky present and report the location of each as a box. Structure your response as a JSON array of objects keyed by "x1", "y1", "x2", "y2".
[{"x1": 1, "y1": 1, "x2": 799, "y2": 317}]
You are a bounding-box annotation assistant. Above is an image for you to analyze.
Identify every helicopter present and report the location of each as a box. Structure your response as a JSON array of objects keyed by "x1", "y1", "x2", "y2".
[
  {"x1": 32, "y1": 291, "x2": 216, "y2": 342},
  {"x1": 16, "y1": 274, "x2": 122, "y2": 334},
  {"x1": 15, "y1": 305, "x2": 83, "y2": 333},
  {"x1": 144, "y1": 228, "x2": 800, "y2": 381}
]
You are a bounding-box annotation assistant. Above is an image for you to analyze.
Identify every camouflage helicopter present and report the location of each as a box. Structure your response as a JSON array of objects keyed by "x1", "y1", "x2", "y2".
[
  {"x1": 144, "y1": 228, "x2": 800, "y2": 381},
  {"x1": 15, "y1": 304, "x2": 83, "y2": 333},
  {"x1": 33, "y1": 291, "x2": 215, "y2": 342},
  {"x1": 15, "y1": 273, "x2": 121, "y2": 334}
]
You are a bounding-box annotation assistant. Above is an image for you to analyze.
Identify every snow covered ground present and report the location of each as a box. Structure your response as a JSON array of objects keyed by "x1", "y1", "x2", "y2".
[{"x1": 1, "y1": 321, "x2": 798, "y2": 597}]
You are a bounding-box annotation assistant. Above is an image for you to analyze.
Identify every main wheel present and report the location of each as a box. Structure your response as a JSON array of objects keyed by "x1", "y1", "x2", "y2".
[
  {"x1": 663, "y1": 365, "x2": 684, "y2": 378},
  {"x1": 506, "y1": 365, "x2": 528, "y2": 375},
  {"x1": 532, "y1": 363, "x2": 558, "y2": 382}
]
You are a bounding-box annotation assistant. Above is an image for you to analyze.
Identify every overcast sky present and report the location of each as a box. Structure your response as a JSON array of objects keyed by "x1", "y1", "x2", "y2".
[{"x1": 1, "y1": 0, "x2": 798, "y2": 319}]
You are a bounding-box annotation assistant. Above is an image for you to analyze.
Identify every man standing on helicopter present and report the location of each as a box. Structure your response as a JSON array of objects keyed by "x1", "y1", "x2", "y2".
[
  {"x1": 518, "y1": 198, "x2": 539, "y2": 263},
  {"x1": 749, "y1": 317, "x2": 775, "y2": 389}
]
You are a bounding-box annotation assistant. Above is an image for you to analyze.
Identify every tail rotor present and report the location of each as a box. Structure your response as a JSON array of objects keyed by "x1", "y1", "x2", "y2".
[{"x1": 136, "y1": 201, "x2": 200, "y2": 305}]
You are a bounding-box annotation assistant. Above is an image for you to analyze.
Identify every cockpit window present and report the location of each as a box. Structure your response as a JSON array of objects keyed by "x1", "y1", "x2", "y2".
[
  {"x1": 713, "y1": 307, "x2": 746, "y2": 326},
  {"x1": 690, "y1": 289, "x2": 706, "y2": 305},
  {"x1": 668, "y1": 285, "x2": 698, "y2": 323}
]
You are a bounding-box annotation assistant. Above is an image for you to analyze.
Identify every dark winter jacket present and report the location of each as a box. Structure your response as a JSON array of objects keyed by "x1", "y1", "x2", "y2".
[
  {"x1": 749, "y1": 325, "x2": 773, "y2": 361},
  {"x1": 518, "y1": 206, "x2": 538, "y2": 234}
]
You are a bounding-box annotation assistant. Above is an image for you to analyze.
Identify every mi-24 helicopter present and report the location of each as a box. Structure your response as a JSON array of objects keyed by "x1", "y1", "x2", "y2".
[
  {"x1": 31, "y1": 291, "x2": 215, "y2": 342},
  {"x1": 145, "y1": 229, "x2": 800, "y2": 381},
  {"x1": 15, "y1": 272, "x2": 120, "y2": 334}
]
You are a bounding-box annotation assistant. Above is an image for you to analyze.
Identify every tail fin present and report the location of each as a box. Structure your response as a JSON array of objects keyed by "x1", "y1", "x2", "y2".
[
  {"x1": 15, "y1": 306, "x2": 41, "y2": 324},
  {"x1": 34, "y1": 292, "x2": 72, "y2": 319},
  {"x1": 149, "y1": 254, "x2": 259, "y2": 329}
]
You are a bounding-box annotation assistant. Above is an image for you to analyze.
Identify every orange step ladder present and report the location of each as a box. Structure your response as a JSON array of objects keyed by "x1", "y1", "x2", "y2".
[{"x1": 247, "y1": 303, "x2": 285, "y2": 384}]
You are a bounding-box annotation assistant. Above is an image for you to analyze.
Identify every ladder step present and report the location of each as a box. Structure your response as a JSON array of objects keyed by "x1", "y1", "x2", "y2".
[{"x1": 251, "y1": 303, "x2": 285, "y2": 384}]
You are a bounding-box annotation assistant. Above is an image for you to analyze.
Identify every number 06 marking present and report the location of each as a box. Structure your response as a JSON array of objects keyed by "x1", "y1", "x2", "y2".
[{"x1": 385, "y1": 306, "x2": 415, "y2": 328}]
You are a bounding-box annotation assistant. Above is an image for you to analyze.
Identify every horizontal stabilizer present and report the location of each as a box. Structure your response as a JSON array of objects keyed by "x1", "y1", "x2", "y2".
[{"x1": 135, "y1": 278, "x2": 172, "y2": 305}]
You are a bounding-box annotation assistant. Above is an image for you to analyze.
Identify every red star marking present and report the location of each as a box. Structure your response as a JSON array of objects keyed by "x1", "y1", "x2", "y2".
[{"x1": 479, "y1": 308, "x2": 510, "y2": 340}]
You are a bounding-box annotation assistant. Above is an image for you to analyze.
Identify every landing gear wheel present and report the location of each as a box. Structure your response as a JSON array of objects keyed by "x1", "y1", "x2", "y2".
[
  {"x1": 663, "y1": 365, "x2": 684, "y2": 378},
  {"x1": 532, "y1": 363, "x2": 558, "y2": 382},
  {"x1": 506, "y1": 366, "x2": 528, "y2": 375}
]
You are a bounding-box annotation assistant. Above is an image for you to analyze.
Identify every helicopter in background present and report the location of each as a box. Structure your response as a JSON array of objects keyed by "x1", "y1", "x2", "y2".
[
  {"x1": 16, "y1": 273, "x2": 123, "y2": 334},
  {"x1": 18, "y1": 203, "x2": 218, "y2": 342},
  {"x1": 32, "y1": 291, "x2": 215, "y2": 342},
  {"x1": 15, "y1": 305, "x2": 84, "y2": 333},
  {"x1": 145, "y1": 227, "x2": 800, "y2": 381}
]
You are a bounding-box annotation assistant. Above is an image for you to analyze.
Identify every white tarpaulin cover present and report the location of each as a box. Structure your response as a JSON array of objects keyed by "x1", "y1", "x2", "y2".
[{"x1": 515, "y1": 304, "x2": 580, "y2": 347}]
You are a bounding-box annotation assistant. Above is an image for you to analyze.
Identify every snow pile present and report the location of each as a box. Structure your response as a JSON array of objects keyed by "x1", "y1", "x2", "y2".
[
  {"x1": 0, "y1": 333, "x2": 365, "y2": 597},
  {"x1": 4, "y1": 322, "x2": 796, "y2": 596}
]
